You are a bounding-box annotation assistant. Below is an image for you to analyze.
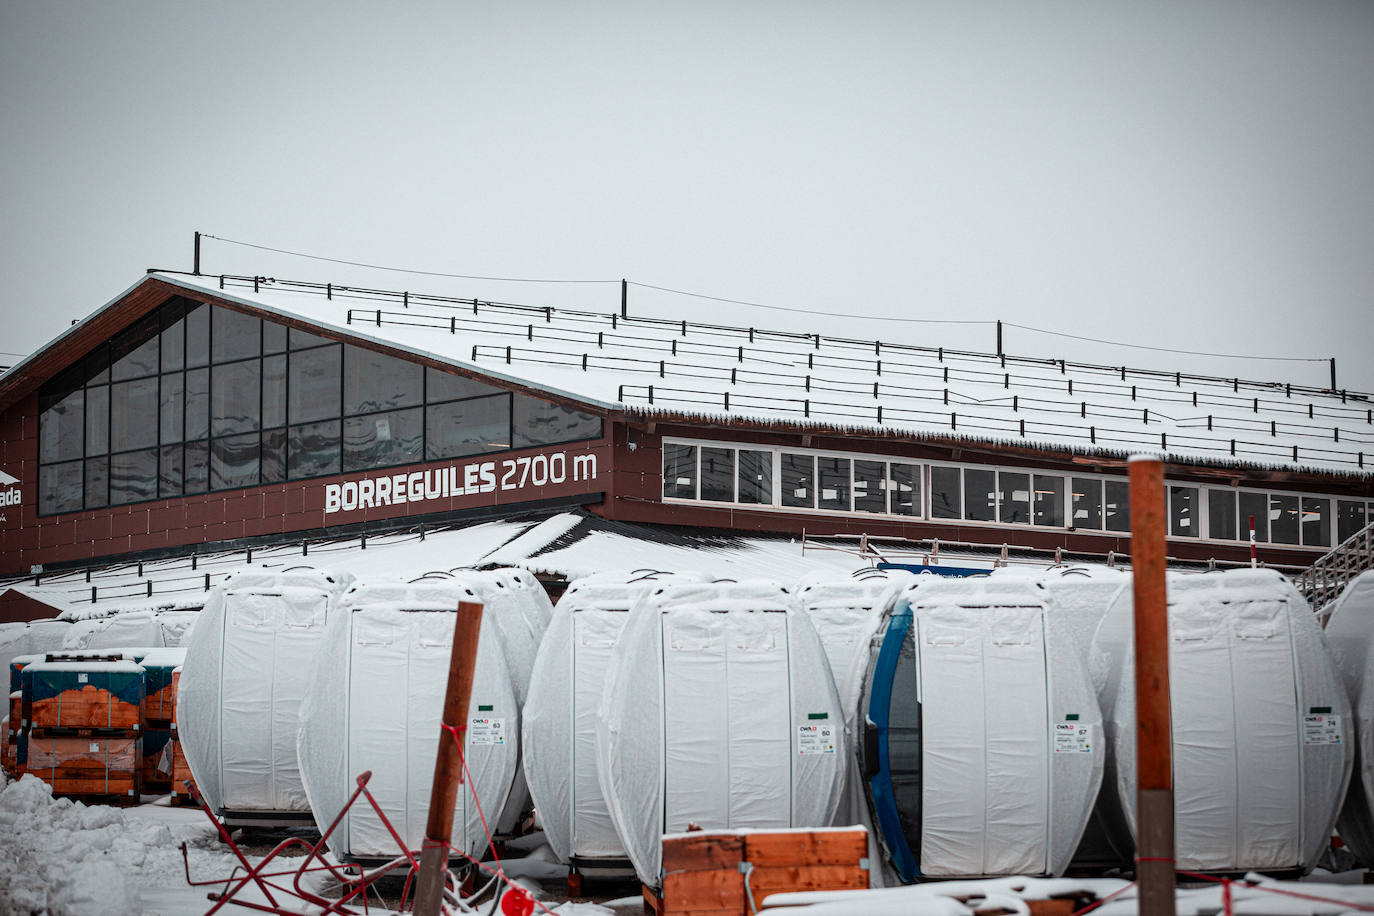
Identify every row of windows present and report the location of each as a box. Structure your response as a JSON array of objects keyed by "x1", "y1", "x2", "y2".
[
  {"x1": 662, "y1": 440, "x2": 1371, "y2": 548},
  {"x1": 37, "y1": 298, "x2": 603, "y2": 515}
]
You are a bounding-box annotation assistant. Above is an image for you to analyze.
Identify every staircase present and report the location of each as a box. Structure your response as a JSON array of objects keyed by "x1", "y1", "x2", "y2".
[{"x1": 1294, "y1": 520, "x2": 1374, "y2": 619}]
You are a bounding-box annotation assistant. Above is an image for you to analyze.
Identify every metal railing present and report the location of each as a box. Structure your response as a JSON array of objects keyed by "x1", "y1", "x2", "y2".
[{"x1": 1295, "y1": 520, "x2": 1374, "y2": 617}]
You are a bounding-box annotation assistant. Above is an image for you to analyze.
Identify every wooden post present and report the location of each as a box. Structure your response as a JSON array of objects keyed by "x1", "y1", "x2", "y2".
[
  {"x1": 621, "y1": 278, "x2": 628, "y2": 318},
  {"x1": 413, "y1": 601, "x2": 485, "y2": 916},
  {"x1": 1128, "y1": 456, "x2": 1175, "y2": 916}
]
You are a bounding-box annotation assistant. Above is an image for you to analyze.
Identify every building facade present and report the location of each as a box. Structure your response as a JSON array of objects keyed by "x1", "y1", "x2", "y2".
[{"x1": 0, "y1": 271, "x2": 1370, "y2": 586}]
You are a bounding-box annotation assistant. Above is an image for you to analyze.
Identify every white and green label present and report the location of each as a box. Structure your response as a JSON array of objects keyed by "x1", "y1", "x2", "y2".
[
  {"x1": 797, "y1": 723, "x2": 836, "y2": 756},
  {"x1": 1052, "y1": 721, "x2": 1093, "y2": 754}
]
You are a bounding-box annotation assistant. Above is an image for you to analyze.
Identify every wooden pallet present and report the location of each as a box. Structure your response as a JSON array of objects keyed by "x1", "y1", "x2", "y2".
[
  {"x1": 659, "y1": 828, "x2": 869, "y2": 916},
  {"x1": 55, "y1": 791, "x2": 140, "y2": 807}
]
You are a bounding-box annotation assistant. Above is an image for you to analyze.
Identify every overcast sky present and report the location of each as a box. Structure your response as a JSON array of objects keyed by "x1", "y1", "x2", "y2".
[{"x1": 2, "y1": 2, "x2": 1371, "y2": 392}]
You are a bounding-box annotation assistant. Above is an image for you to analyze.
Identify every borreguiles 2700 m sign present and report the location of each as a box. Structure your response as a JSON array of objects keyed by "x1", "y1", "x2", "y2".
[{"x1": 323, "y1": 449, "x2": 599, "y2": 515}]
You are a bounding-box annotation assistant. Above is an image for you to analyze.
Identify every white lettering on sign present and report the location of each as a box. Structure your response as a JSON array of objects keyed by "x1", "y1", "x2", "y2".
[{"x1": 323, "y1": 450, "x2": 598, "y2": 515}]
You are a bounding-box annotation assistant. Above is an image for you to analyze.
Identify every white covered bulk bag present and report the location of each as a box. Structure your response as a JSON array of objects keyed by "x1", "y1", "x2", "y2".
[
  {"x1": 796, "y1": 570, "x2": 916, "y2": 689},
  {"x1": 297, "y1": 580, "x2": 520, "y2": 862},
  {"x1": 1030, "y1": 566, "x2": 1130, "y2": 665},
  {"x1": 20, "y1": 619, "x2": 74, "y2": 658},
  {"x1": 177, "y1": 569, "x2": 348, "y2": 821},
  {"x1": 859, "y1": 578, "x2": 1103, "y2": 882},
  {"x1": 523, "y1": 571, "x2": 704, "y2": 867},
  {"x1": 1095, "y1": 568, "x2": 1352, "y2": 873},
  {"x1": 155, "y1": 610, "x2": 201, "y2": 647},
  {"x1": 1317, "y1": 570, "x2": 1374, "y2": 866},
  {"x1": 62, "y1": 610, "x2": 162, "y2": 650},
  {"x1": 0, "y1": 624, "x2": 31, "y2": 688},
  {"x1": 598, "y1": 580, "x2": 844, "y2": 888}
]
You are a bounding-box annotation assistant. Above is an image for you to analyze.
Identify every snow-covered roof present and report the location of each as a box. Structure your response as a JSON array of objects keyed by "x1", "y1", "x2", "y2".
[
  {"x1": 131, "y1": 271, "x2": 1373, "y2": 478},
  {"x1": 0, "y1": 510, "x2": 895, "y2": 619}
]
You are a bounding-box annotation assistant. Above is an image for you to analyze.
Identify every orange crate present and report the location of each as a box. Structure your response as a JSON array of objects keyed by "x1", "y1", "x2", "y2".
[
  {"x1": 170, "y1": 736, "x2": 198, "y2": 802},
  {"x1": 31, "y1": 685, "x2": 141, "y2": 731},
  {"x1": 26, "y1": 735, "x2": 138, "y2": 797},
  {"x1": 660, "y1": 828, "x2": 869, "y2": 915}
]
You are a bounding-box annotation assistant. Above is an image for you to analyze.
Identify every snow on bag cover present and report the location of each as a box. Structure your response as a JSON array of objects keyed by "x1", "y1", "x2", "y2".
[
  {"x1": 1315, "y1": 570, "x2": 1374, "y2": 867},
  {"x1": 858, "y1": 578, "x2": 1104, "y2": 882},
  {"x1": 175, "y1": 569, "x2": 351, "y2": 819},
  {"x1": 522, "y1": 570, "x2": 706, "y2": 866},
  {"x1": 1094, "y1": 568, "x2": 1352, "y2": 873},
  {"x1": 296, "y1": 579, "x2": 520, "y2": 861},
  {"x1": 61, "y1": 610, "x2": 163, "y2": 651},
  {"x1": 597, "y1": 580, "x2": 845, "y2": 888}
]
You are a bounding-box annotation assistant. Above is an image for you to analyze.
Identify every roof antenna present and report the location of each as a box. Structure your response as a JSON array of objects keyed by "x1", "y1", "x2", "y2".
[{"x1": 193, "y1": 230, "x2": 201, "y2": 276}]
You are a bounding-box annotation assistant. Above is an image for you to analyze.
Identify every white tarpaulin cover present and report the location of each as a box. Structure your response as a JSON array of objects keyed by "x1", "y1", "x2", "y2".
[
  {"x1": 446, "y1": 567, "x2": 553, "y2": 833},
  {"x1": 862, "y1": 578, "x2": 1103, "y2": 880},
  {"x1": 598, "y1": 580, "x2": 844, "y2": 887},
  {"x1": 297, "y1": 580, "x2": 520, "y2": 861},
  {"x1": 154, "y1": 611, "x2": 201, "y2": 647},
  {"x1": 796, "y1": 570, "x2": 917, "y2": 689},
  {"x1": 522, "y1": 570, "x2": 704, "y2": 865},
  {"x1": 1320, "y1": 570, "x2": 1374, "y2": 866},
  {"x1": 1094, "y1": 568, "x2": 1352, "y2": 873},
  {"x1": 62, "y1": 610, "x2": 162, "y2": 650},
  {"x1": 176, "y1": 569, "x2": 349, "y2": 817}
]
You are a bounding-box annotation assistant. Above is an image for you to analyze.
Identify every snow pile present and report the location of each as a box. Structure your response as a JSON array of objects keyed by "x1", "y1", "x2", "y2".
[{"x1": 0, "y1": 774, "x2": 235, "y2": 916}]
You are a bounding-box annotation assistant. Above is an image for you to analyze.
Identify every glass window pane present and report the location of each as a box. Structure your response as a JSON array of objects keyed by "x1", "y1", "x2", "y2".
[
  {"x1": 110, "y1": 377, "x2": 159, "y2": 452},
  {"x1": 110, "y1": 315, "x2": 159, "y2": 381},
  {"x1": 288, "y1": 420, "x2": 341, "y2": 479},
  {"x1": 185, "y1": 303, "x2": 209, "y2": 368},
  {"x1": 39, "y1": 386, "x2": 84, "y2": 463},
  {"x1": 1104, "y1": 480, "x2": 1131, "y2": 532},
  {"x1": 211, "y1": 433, "x2": 260, "y2": 490},
  {"x1": 212, "y1": 307, "x2": 260, "y2": 363},
  {"x1": 343, "y1": 407, "x2": 423, "y2": 472},
  {"x1": 39, "y1": 460, "x2": 83, "y2": 515},
  {"x1": 85, "y1": 457, "x2": 108, "y2": 510},
  {"x1": 159, "y1": 373, "x2": 183, "y2": 445},
  {"x1": 261, "y1": 429, "x2": 286, "y2": 484},
  {"x1": 1208, "y1": 490, "x2": 1237, "y2": 541},
  {"x1": 211, "y1": 360, "x2": 261, "y2": 436},
  {"x1": 1033, "y1": 475, "x2": 1064, "y2": 527},
  {"x1": 262, "y1": 320, "x2": 287, "y2": 355},
  {"x1": 262, "y1": 355, "x2": 286, "y2": 429},
  {"x1": 425, "y1": 395, "x2": 511, "y2": 460},
  {"x1": 160, "y1": 314, "x2": 184, "y2": 372},
  {"x1": 289, "y1": 345, "x2": 341, "y2": 424},
  {"x1": 1239, "y1": 492, "x2": 1268, "y2": 542},
  {"x1": 426, "y1": 367, "x2": 502, "y2": 403},
  {"x1": 1302, "y1": 497, "x2": 1331, "y2": 548},
  {"x1": 738, "y1": 450, "x2": 772, "y2": 504},
  {"x1": 854, "y1": 460, "x2": 886, "y2": 513},
  {"x1": 996, "y1": 471, "x2": 1029, "y2": 524},
  {"x1": 1269, "y1": 494, "x2": 1300, "y2": 544},
  {"x1": 930, "y1": 466, "x2": 960, "y2": 519},
  {"x1": 781, "y1": 453, "x2": 815, "y2": 508},
  {"x1": 185, "y1": 368, "x2": 209, "y2": 441},
  {"x1": 890, "y1": 462, "x2": 922, "y2": 516},
  {"x1": 662, "y1": 443, "x2": 697, "y2": 499},
  {"x1": 959, "y1": 468, "x2": 993, "y2": 522},
  {"x1": 344, "y1": 344, "x2": 423, "y2": 415},
  {"x1": 818, "y1": 456, "x2": 851, "y2": 511},
  {"x1": 1338, "y1": 500, "x2": 1368, "y2": 543},
  {"x1": 512, "y1": 395, "x2": 602, "y2": 448},
  {"x1": 699, "y1": 447, "x2": 735, "y2": 502},
  {"x1": 110, "y1": 448, "x2": 157, "y2": 505},
  {"x1": 159, "y1": 445, "x2": 182, "y2": 499},
  {"x1": 1071, "y1": 478, "x2": 1102, "y2": 530},
  {"x1": 1169, "y1": 486, "x2": 1199, "y2": 537},
  {"x1": 290, "y1": 327, "x2": 333, "y2": 349},
  {"x1": 184, "y1": 440, "x2": 209, "y2": 494},
  {"x1": 85, "y1": 385, "x2": 108, "y2": 457},
  {"x1": 84, "y1": 346, "x2": 110, "y2": 385}
]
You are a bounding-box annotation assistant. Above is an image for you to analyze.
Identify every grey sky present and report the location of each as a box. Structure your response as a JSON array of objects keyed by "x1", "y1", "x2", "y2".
[{"x1": 2, "y1": 2, "x2": 1371, "y2": 392}]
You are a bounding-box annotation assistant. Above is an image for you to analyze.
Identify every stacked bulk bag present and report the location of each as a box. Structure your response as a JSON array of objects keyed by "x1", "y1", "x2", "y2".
[
  {"x1": 297, "y1": 579, "x2": 520, "y2": 862},
  {"x1": 598, "y1": 580, "x2": 844, "y2": 888},
  {"x1": 1314, "y1": 570, "x2": 1374, "y2": 866},
  {"x1": 523, "y1": 571, "x2": 703, "y2": 868},
  {"x1": 177, "y1": 569, "x2": 350, "y2": 824},
  {"x1": 795, "y1": 570, "x2": 916, "y2": 688},
  {"x1": 858, "y1": 578, "x2": 1103, "y2": 882},
  {"x1": 154, "y1": 611, "x2": 201, "y2": 647},
  {"x1": 1094, "y1": 568, "x2": 1351, "y2": 873},
  {"x1": 62, "y1": 610, "x2": 163, "y2": 650}
]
